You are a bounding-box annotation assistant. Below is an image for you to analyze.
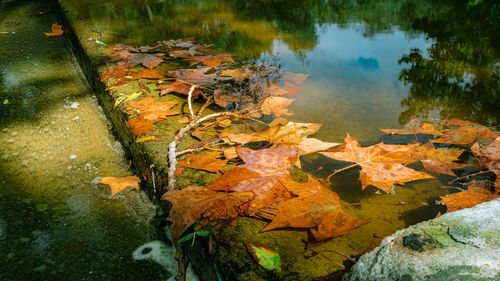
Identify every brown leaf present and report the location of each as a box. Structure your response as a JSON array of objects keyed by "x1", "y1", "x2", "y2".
[
  {"x1": 283, "y1": 71, "x2": 309, "y2": 85},
  {"x1": 219, "y1": 68, "x2": 253, "y2": 83},
  {"x1": 158, "y1": 80, "x2": 201, "y2": 97},
  {"x1": 471, "y1": 137, "x2": 500, "y2": 177},
  {"x1": 432, "y1": 119, "x2": 498, "y2": 145},
  {"x1": 161, "y1": 186, "x2": 253, "y2": 241},
  {"x1": 213, "y1": 89, "x2": 251, "y2": 107},
  {"x1": 127, "y1": 116, "x2": 154, "y2": 137},
  {"x1": 178, "y1": 151, "x2": 228, "y2": 173},
  {"x1": 99, "y1": 176, "x2": 139, "y2": 196},
  {"x1": 167, "y1": 67, "x2": 229, "y2": 87},
  {"x1": 188, "y1": 53, "x2": 234, "y2": 68},
  {"x1": 439, "y1": 186, "x2": 500, "y2": 212},
  {"x1": 44, "y1": 23, "x2": 64, "y2": 36},
  {"x1": 283, "y1": 82, "x2": 303, "y2": 96},
  {"x1": 127, "y1": 69, "x2": 164, "y2": 79},
  {"x1": 380, "y1": 117, "x2": 441, "y2": 135},
  {"x1": 261, "y1": 97, "x2": 295, "y2": 117},
  {"x1": 320, "y1": 135, "x2": 433, "y2": 192},
  {"x1": 125, "y1": 53, "x2": 166, "y2": 69},
  {"x1": 126, "y1": 96, "x2": 180, "y2": 121},
  {"x1": 136, "y1": 135, "x2": 162, "y2": 143},
  {"x1": 262, "y1": 176, "x2": 367, "y2": 240}
]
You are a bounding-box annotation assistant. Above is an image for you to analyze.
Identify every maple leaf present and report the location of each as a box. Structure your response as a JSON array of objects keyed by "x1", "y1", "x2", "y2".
[
  {"x1": 283, "y1": 82, "x2": 303, "y2": 96},
  {"x1": 261, "y1": 97, "x2": 295, "y2": 117},
  {"x1": 136, "y1": 135, "x2": 162, "y2": 143},
  {"x1": 283, "y1": 71, "x2": 309, "y2": 85},
  {"x1": 44, "y1": 23, "x2": 64, "y2": 36},
  {"x1": 219, "y1": 68, "x2": 253, "y2": 83},
  {"x1": 188, "y1": 53, "x2": 234, "y2": 68},
  {"x1": 412, "y1": 142, "x2": 469, "y2": 175},
  {"x1": 178, "y1": 151, "x2": 228, "y2": 173},
  {"x1": 261, "y1": 176, "x2": 367, "y2": 240},
  {"x1": 161, "y1": 186, "x2": 253, "y2": 241},
  {"x1": 439, "y1": 186, "x2": 500, "y2": 212},
  {"x1": 380, "y1": 117, "x2": 441, "y2": 135},
  {"x1": 213, "y1": 89, "x2": 251, "y2": 107},
  {"x1": 472, "y1": 137, "x2": 500, "y2": 190},
  {"x1": 125, "y1": 96, "x2": 180, "y2": 121},
  {"x1": 158, "y1": 80, "x2": 201, "y2": 97},
  {"x1": 127, "y1": 69, "x2": 164, "y2": 79},
  {"x1": 206, "y1": 146, "x2": 297, "y2": 217},
  {"x1": 99, "y1": 176, "x2": 139, "y2": 196},
  {"x1": 101, "y1": 66, "x2": 128, "y2": 82},
  {"x1": 127, "y1": 116, "x2": 154, "y2": 137},
  {"x1": 126, "y1": 52, "x2": 166, "y2": 70},
  {"x1": 167, "y1": 67, "x2": 229, "y2": 87},
  {"x1": 432, "y1": 118, "x2": 498, "y2": 145},
  {"x1": 320, "y1": 135, "x2": 433, "y2": 192},
  {"x1": 222, "y1": 120, "x2": 339, "y2": 157}
]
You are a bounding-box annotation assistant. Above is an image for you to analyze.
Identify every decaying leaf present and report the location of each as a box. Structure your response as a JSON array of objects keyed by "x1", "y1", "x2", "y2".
[
  {"x1": 432, "y1": 119, "x2": 498, "y2": 145},
  {"x1": 245, "y1": 242, "x2": 281, "y2": 272},
  {"x1": 283, "y1": 71, "x2": 309, "y2": 85},
  {"x1": 167, "y1": 67, "x2": 228, "y2": 87},
  {"x1": 188, "y1": 53, "x2": 234, "y2": 68},
  {"x1": 158, "y1": 80, "x2": 201, "y2": 97},
  {"x1": 321, "y1": 135, "x2": 433, "y2": 192},
  {"x1": 262, "y1": 176, "x2": 367, "y2": 240},
  {"x1": 380, "y1": 117, "x2": 441, "y2": 135},
  {"x1": 261, "y1": 96, "x2": 295, "y2": 117},
  {"x1": 136, "y1": 135, "x2": 162, "y2": 143},
  {"x1": 178, "y1": 151, "x2": 228, "y2": 173},
  {"x1": 99, "y1": 176, "x2": 140, "y2": 196},
  {"x1": 44, "y1": 23, "x2": 64, "y2": 36},
  {"x1": 126, "y1": 96, "x2": 180, "y2": 121},
  {"x1": 162, "y1": 186, "x2": 253, "y2": 241},
  {"x1": 439, "y1": 186, "x2": 500, "y2": 212},
  {"x1": 472, "y1": 137, "x2": 500, "y2": 190},
  {"x1": 127, "y1": 116, "x2": 154, "y2": 137}
]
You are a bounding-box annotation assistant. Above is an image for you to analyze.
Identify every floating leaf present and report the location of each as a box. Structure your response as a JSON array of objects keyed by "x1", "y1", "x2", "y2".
[
  {"x1": 245, "y1": 242, "x2": 281, "y2": 272},
  {"x1": 44, "y1": 23, "x2": 64, "y2": 36},
  {"x1": 321, "y1": 135, "x2": 433, "y2": 192},
  {"x1": 439, "y1": 186, "x2": 500, "y2": 212},
  {"x1": 126, "y1": 97, "x2": 180, "y2": 121},
  {"x1": 178, "y1": 151, "x2": 228, "y2": 173},
  {"x1": 161, "y1": 186, "x2": 253, "y2": 241},
  {"x1": 380, "y1": 117, "x2": 441, "y2": 135},
  {"x1": 136, "y1": 135, "x2": 162, "y2": 143},
  {"x1": 127, "y1": 116, "x2": 154, "y2": 137},
  {"x1": 99, "y1": 176, "x2": 139, "y2": 196}
]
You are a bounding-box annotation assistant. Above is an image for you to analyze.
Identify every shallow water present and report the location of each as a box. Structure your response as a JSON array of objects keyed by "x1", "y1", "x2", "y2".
[{"x1": 0, "y1": 1, "x2": 169, "y2": 280}]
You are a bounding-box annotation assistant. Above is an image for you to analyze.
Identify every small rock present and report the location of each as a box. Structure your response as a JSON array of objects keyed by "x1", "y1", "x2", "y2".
[
  {"x1": 11, "y1": 131, "x2": 17, "y2": 136},
  {"x1": 69, "y1": 154, "x2": 77, "y2": 159},
  {"x1": 70, "y1": 102, "x2": 80, "y2": 109}
]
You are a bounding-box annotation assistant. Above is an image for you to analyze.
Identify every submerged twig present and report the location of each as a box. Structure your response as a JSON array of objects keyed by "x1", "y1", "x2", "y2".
[{"x1": 187, "y1": 85, "x2": 196, "y2": 118}]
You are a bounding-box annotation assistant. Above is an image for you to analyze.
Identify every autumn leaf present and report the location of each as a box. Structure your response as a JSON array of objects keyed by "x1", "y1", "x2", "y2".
[
  {"x1": 262, "y1": 176, "x2": 367, "y2": 240},
  {"x1": 158, "y1": 80, "x2": 201, "y2": 97},
  {"x1": 380, "y1": 117, "x2": 441, "y2": 135},
  {"x1": 99, "y1": 176, "x2": 139, "y2": 196},
  {"x1": 127, "y1": 116, "x2": 154, "y2": 137},
  {"x1": 432, "y1": 119, "x2": 498, "y2": 145},
  {"x1": 213, "y1": 89, "x2": 251, "y2": 107},
  {"x1": 127, "y1": 69, "x2": 164, "y2": 79},
  {"x1": 320, "y1": 135, "x2": 433, "y2": 192},
  {"x1": 282, "y1": 82, "x2": 303, "y2": 96},
  {"x1": 167, "y1": 67, "x2": 229, "y2": 87},
  {"x1": 44, "y1": 23, "x2": 64, "y2": 36},
  {"x1": 178, "y1": 151, "x2": 228, "y2": 173},
  {"x1": 412, "y1": 142, "x2": 469, "y2": 175},
  {"x1": 188, "y1": 53, "x2": 234, "y2": 68},
  {"x1": 206, "y1": 146, "x2": 297, "y2": 217},
  {"x1": 472, "y1": 137, "x2": 500, "y2": 190},
  {"x1": 219, "y1": 68, "x2": 253, "y2": 82},
  {"x1": 161, "y1": 186, "x2": 253, "y2": 241},
  {"x1": 283, "y1": 71, "x2": 309, "y2": 85},
  {"x1": 222, "y1": 120, "x2": 339, "y2": 157},
  {"x1": 125, "y1": 52, "x2": 166, "y2": 69},
  {"x1": 125, "y1": 96, "x2": 180, "y2": 121},
  {"x1": 245, "y1": 242, "x2": 281, "y2": 272},
  {"x1": 439, "y1": 186, "x2": 500, "y2": 212},
  {"x1": 261, "y1": 96, "x2": 295, "y2": 117},
  {"x1": 136, "y1": 135, "x2": 162, "y2": 143}
]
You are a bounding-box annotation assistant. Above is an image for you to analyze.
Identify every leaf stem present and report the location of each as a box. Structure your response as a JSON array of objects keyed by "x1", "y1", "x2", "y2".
[{"x1": 326, "y1": 163, "x2": 360, "y2": 182}]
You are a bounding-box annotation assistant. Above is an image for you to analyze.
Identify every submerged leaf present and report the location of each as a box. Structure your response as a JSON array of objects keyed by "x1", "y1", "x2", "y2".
[
  {"x1": 44, "y1": 23, "x2": 64, "y2": 36},
  {"x1": 178, "y1": 151, "x2": 228, "y2": 173},
  {"x1": 99, "y1": 176, "x2": 140, "y2": 196},
  {"x1": 245, "y1": 242, "x2": 281, "y2": 272}
]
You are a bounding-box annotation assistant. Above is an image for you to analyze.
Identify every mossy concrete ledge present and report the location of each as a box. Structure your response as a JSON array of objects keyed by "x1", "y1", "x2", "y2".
[{"x1": 343, "y1": 199, "x2": 500, "y2": 281}]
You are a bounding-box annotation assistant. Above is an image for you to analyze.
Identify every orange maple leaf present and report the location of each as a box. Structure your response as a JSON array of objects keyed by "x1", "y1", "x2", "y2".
[
  {"x1": 161, "y1": 186, "x2": 253, "y2": 241},
  {"x1": 178, "y1": 151, "x2": 228, "y2": 173},
  {"x1": 320, "y1": 135, "x2": 433, "y2": 192},
  {"x1": 44, "y1": 23, "x2": 64, "y2": 36},
  {"x1": 99, "y1": 176, "x2": 139, "y2": 196},
  {"x1": 439, "y1": 186, "x2": 500, "y2": 212}
]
